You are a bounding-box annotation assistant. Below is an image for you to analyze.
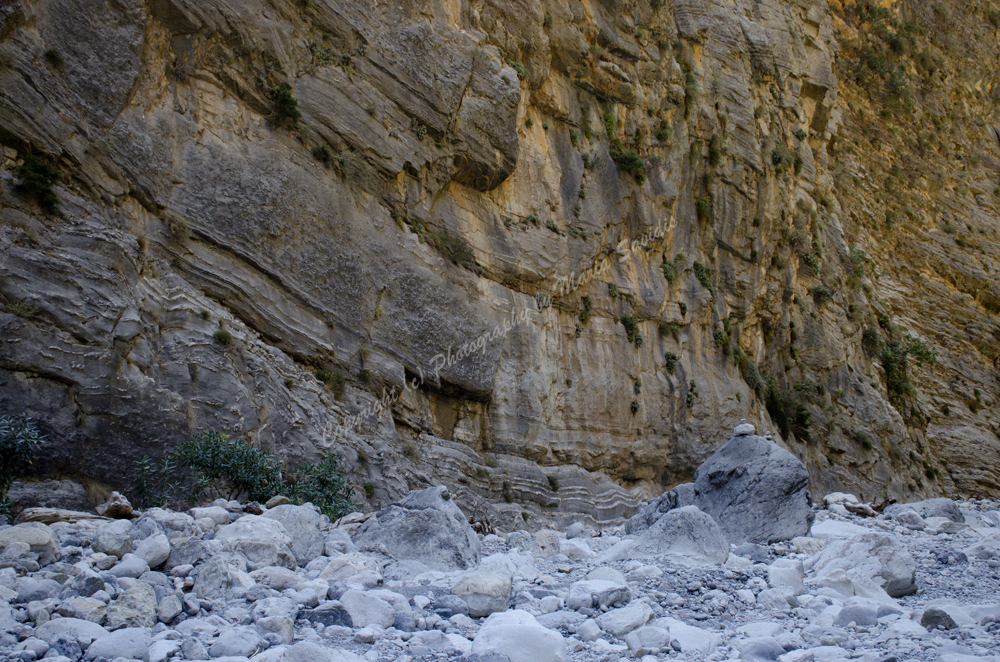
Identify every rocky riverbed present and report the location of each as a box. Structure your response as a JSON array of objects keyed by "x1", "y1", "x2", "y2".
[{"x1": 1, "y1": 429, "x2": 998, "y2": 662}]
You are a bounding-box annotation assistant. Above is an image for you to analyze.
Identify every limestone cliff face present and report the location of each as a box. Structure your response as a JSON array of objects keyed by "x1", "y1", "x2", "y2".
[{"x1": 0, "y1": 0, "x2": 998, "y2": 526}]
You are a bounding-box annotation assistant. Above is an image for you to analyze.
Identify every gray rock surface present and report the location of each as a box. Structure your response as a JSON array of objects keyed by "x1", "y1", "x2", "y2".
[
  {"x1": 262, "y1": 504, "x2": 329, "y2": 566},
  {"x1": 352, "y1": 486, "x2": 480, "y2": 570},
  {"x1": 692, "y1": 434, "x2": 813, "y2": 544},
  {"x1": 84, "y1": 627, "x2": 151, "y2": 661}
]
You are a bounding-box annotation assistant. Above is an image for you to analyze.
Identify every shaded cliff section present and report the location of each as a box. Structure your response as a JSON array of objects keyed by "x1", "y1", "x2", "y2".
[{"x1": 0, "y1": 0, "x2": 997, "y2": 527}]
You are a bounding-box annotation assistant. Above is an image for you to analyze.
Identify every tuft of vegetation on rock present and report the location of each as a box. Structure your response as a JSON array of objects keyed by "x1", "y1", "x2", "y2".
[{"x1": 13, "y1": 153, "x2": 61, "y2": 215}]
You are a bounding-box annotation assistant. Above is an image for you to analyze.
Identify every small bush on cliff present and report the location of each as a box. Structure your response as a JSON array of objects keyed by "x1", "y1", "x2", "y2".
[
  {"x1": 0, "y1": 415, "x2": 45, "y2": 517},
  {"x1": 609, "y1": 142, "x2": 647, "y2": 184},
  {"x1": 13, "y1": 153, "x2": 61, "y2": 215},
  {"x1": 270, "y1": 83, "x2": 301, "y2": 129}
]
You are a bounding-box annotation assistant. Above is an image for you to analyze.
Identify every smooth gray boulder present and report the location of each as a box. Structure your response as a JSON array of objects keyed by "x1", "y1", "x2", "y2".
[
  {"x1": 884, "y1": 498, "x2": 965, "y2": 523},
  {"x1": 626, "y1": 506, "x2": 729, "y2": 566},
  {"x1": 262, "y1": 504, "x2": 329, "y2": 566},
  {"x1": 805, "y1": 532, "x2": 917, "y2": 600},
  {"x1": 692, "y1": 434, "x2": 812, "y2": 544},
  {"x1": 0, "y1": 523, "x2": 59, "y2": 566},
  {"x1": 352, "y1": 486, "x2": 480, "y2": 571},
  {"x1": 92, "y1": 520, "x2": 133, "y2": 559},
  {"x1": 35, "y1": 618, "x2": 109, "y2": 646},
  {"x1": 85, "y1": 627, "x2": 151, "y2": 661}
]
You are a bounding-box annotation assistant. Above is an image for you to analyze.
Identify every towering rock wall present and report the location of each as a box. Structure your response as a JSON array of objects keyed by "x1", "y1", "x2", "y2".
[{"x1": 0, "y1": 0, "x2": 997, "y2": 525}]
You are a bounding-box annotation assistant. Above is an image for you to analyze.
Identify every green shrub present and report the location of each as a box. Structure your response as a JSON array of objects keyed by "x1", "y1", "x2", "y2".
[
  {"x1": 132, "y1": 454, "x2": 179, "y2": 509},
  {"x1": 569, "y1": 129, "x2": 578, "y2": 148},
  {"x1": 664, "y1": 351, "x2": 678, "y2": 374},
  {"x1": 603, "y1": 112, "x2": 615, "y2": 137},
  {"x1": 213, "y1": 329, "x2": 232, "y2": 345},
  {"x1": 678, "y1": 301, "x2": 687, "y2": 316},
  {"x1": 315, "y1": 368, "x2": 346, "y2": 398},
  {"x1": 502, "y1": 481, "x2": 514, "y2": 503},
  {"x1": 547, "y1": 475, "x2": 559, "y2": 492},
  {"x1": 13, "y1": 153, "x2": 61, "y2": 214},
  {"x1": 714, "y1": 329, "x2": 728, "y2": 349},
  {"x1": 810, "y1": 286, "x2": 833, "y2": 305},
  {"x1": 177, "y1": 431, "x2": 285, "y2": 503},
  {"x1": 403, "y1": 441, "x2": 420, "y2": 461},
  {"x1": 507, "y1": 60, "x2": 528, "y2": 80},
  {"x1": 794, "y1": 128, "x2": 807, "y2": 141},
  {"x1": 607, "y1": 283, "x2": 618, "y2": 299},
  {"x1": 771, "y1": 146, "x2": 794, "y2": 174},
  {"x1": 0, "y1": 416, "x2": 45, "y2": 517},
  {"x1": 764, "y1": 379, "x2": 811, "y2": 442},
  {"x1": 655, "y1": 124, "x2": 672, "y2": 142},
  {"x1": 579, "y1": 295, "x2": 593, "y2": 324},
  {"x1": 363, "y1": 482, "x2": 375, "y2": 498},
  {"x1": 630, "y1": 400, "x2": 640, "y2": 414},
  {"x1": 693, "y1": 261, "x2": 715, "y2": 295},
  {"x1": 850, "y1": 430, "x2": 873, "y2": 450},
  {"x1": 428, "y1": 231, "x2": 475, "y2": 270},
  {"x1": 686, "y1": 381, "x2": 698, "y2": 407},
  {"x1": 609, "y1": 143, "x2": 647, "y2": 184},
  {"x1": 285, "y1": 451, "x2": 355, "y2": 520},
  {"x1": 484, "y1": 454, "x2": 498, "y2": 467},
  {"x1": 620, "y1": 315, "x2": 643, "y2": 347},
  {"x1": 882, "y1": 335, "x2": 937, "y2": 401},
  {"x1": 270, "y1": 83, "x2": 301, "y2": 129}
]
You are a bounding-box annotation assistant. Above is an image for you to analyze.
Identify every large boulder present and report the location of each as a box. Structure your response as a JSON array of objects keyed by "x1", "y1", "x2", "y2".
[
  {"x1": 92, "y1": 520, "x2": 133, "y2": 559},
  {"x1": 692, "y1": 433, "x2": 812, "y2": 544},
  {"x1": 105, "y1": 582, "x2": 157, "y2": 629},
  {"x1": 605, "y1": 506, "x2": 728, "y2": 566},
  {"x1": 352, "y1": 486, "x2": 480, "y2": 571},
  {"x1": 215, "y1": 515, "x2": 297, "y2": 571},
  {"x1": 884, "y1": 498, "x2": 965, "y2": 523},
  {"x1": 262, "y1": 504, "x2": 329, "y2": 566},
  {"x1": 85, "y1": 627, "x2": 151, "y2": 661},
  {"x1": 0, "y1": 523, "x2": 58, "y2": 565},
  {"x1": 450, "y1": 571, "x2": 512, "y2": 617},
  {"x1": 805, "y1": 532, "x2": 917, "y2": 600},
  {"x1": 471, "y1": 609, "x2": 567, "y2": 662}
]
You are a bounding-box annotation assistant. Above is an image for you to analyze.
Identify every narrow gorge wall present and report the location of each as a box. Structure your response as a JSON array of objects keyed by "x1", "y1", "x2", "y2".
[{"x1": 0, "y1": 0, "x2": 998, "y2": 527}]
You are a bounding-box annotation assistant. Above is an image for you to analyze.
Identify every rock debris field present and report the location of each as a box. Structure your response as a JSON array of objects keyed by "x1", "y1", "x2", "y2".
[{"x1": 1, "y1": 427, "x2": 999, "y2": 662}]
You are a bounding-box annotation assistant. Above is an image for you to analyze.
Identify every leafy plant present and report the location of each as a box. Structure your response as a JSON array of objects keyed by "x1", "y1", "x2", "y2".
[
  {"x1": 176, "y1": 431, "x2": 285, "y2": 503},
  {"x1": 547, "y1": 475, "x2": 559, "y2": 492},
  {"x1": 579, "y1": 295, "x2": 593, "y2": 323},
  {"x1": 0, "y1": 416, "x2": 45, "y2": 517},
  {"x1": 270, "y1": 83, "x2": 301, "y2": 129},
  {"x1": 607, "y1": 283, "x2": 619, "y2": 300},
  {"x1": 810, "y1": 286, "x2": 833, "y2": 305},
  {"x1": 620, "y1": 315, "x2": 643, "y2": 347},
  {"x1": 285, "y1": 452, "x2": 355, "y2": 520},
  {"x1": 363, "y1": 482, "x2": 375, "y2": 498},
  {"x1": 609, "y1": 143, "x2": 647, "y2": 184},
  {"x1": 693, "y1": 261, "x2": 715, "y2": 295},
  {"x1": 630, "y1": 400, "x2": 640, "y2": 414},
  {"x1": 213, "y1": 329, "x2": 232, "y2": 346},
  {"x1": 132, "y1": 454, "x2": 180, "y2": 509},
  {"x1": 765, "y1": 379, "x2": 812, "y2": 442},
  {"x1": 13, "y1": 153, "x2": 61, "y2": 215},
  {"x1": 664, "y1": 351, "x2": 678, "y2": 374},
  {"x1": 686, "y1": 381, "x2": 698, "y2": 407},
  {"x1": 316, "y1": 368, "x2": 346, "y2": 398}
]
